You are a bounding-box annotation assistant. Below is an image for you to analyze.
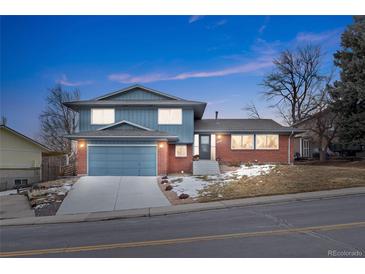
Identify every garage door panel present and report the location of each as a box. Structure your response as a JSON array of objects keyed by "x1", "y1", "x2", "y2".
[{"x1": 88, "y1": 146, "x2": 157, "y2": 176}]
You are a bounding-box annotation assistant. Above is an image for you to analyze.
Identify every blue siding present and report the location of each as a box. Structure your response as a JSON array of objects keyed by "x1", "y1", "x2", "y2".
[
  {"x1": 79, "y1": 107, "x2": 194, "y2": 143},
  {"x1": 103, "y1": 88, "x2": 170, "y2": 101},
  {"x1": 88, "y1": 146, "x2": 156, "y2": 176}
]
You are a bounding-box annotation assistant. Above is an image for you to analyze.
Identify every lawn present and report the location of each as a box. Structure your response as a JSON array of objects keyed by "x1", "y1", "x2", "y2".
[{"x1": 166, "y1": 163, "x2": 365, "y2": 203}]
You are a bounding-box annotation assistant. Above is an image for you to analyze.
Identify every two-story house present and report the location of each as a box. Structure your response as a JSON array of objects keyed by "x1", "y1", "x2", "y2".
[{"x1": 64, "y1": 85, "x2": 300, "y2": 176}]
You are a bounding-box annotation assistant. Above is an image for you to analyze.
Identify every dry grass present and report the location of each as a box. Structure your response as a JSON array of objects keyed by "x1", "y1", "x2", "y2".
[{"x1": 198, "y1": 165, "x2": 365, "y2": 202}]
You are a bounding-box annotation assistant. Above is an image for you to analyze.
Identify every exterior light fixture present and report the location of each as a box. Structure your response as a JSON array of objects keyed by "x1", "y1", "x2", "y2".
[
  {"x1": 217, "y1": 134, "x2": 222, "y2": 139},
  {"x1": 159, "y1": 143, "x2": 164, "y2": 148},
  {"x1": 79, "y1": 142, "x2": 85, "y2": 148}
]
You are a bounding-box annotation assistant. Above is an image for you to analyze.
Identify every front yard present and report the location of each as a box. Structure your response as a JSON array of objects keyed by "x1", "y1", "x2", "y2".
[{"x1": 164, "y1": 162, "x2": 365, "y2": 203}]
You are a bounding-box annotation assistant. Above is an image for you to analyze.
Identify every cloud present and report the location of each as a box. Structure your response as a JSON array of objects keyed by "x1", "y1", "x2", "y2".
[
  {"x1": 258, "y1": 16, "x2": 270, "y2": 35},
  {"x1": 258, "y1": 25, "x2": 266, "y2": 34},
  {"x1": 108, "y1": 58, "x2": 273, "y2": 84},
  {"x1": 189, "y1": 16, "x2": 204, "y2": 23},
  {"x1": 295, "y1": 29, "x2": 342, "y2": 43},
  {"x1": 206, "y1": 19, "x2": 227, "y2": 30},
  {"x1": 56, "y1": 74, "x2": 92, "y2": 87}
]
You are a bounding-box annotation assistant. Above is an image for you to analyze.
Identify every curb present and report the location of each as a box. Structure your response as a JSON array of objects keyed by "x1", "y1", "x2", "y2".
[{"x1": 1, "y1": 187, "x2": 365, "y2": 227}]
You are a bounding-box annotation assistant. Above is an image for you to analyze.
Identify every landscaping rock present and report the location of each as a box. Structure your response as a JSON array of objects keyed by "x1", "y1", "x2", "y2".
[
  {"x1": 165, "y1": 185, "x2": 173, "y2": 191},
  {"x1": 179, "y1": 193, "x2": 189, "y2": 199},
  {"x1": 162, "y1": 176, "x2": 168, "y2": 180},
  {"x1": 161, "y1": 179, "x2": 169, "y2": 184}
]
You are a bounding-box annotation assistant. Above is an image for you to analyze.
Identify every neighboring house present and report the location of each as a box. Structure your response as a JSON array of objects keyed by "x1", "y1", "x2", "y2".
[
  {"x1": 64, "y1": 85, "x2": 301, "y2": 176},
  {"x1": 0, "y1": 124, "x2": 51, "y2": 190},
  {"x1": 293, "y1": 110, "x2": 364, "y2": 159}
]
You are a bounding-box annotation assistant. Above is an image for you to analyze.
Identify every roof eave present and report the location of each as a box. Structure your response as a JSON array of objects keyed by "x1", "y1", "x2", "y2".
[
  {"x1": 194, "y1": 129, "x2": 305, "y2": 133},
  {"x1": 64, "y1": 135, "x2": 179, "y2": 141}
]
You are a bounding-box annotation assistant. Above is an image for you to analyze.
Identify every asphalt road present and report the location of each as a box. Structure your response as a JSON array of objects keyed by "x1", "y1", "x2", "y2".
[{"x1": 1, "y1": 194, "x2": 365, "y2": 258}]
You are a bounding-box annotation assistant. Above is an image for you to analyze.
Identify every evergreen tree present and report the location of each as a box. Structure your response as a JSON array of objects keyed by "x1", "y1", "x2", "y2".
[{"x1": 330, "y1": 16, "x2": 365, "y2": 145}]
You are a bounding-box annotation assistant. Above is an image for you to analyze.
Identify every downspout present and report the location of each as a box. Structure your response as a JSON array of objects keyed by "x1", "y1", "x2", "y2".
[{"x1": 288, "y1": 130, "x2": 294, "y2": 165}]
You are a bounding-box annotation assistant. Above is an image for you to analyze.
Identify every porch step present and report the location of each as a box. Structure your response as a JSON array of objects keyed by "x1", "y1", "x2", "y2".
[{"x1": 193, "y1": 160, "x2": 220, "y2": 176}]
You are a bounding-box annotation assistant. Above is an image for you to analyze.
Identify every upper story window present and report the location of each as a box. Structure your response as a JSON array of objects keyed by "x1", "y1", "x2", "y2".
[
  {"x1": 231, "y1": 134, "x2": 254, "y2": 150},
  {"x1": 255, "y1": 134, "x2": 279, "y2": 150},
  {"x1": 158, "y1": 108, "x2": 182, "y2": 125},
  {"x1": 91, "y1": 108, "x2": 115, "y2": 125}
]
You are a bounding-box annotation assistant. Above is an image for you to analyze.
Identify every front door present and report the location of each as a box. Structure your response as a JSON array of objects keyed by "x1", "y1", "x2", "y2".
[{"x1": 199, "y1": 135, "x2": 211, "y2": 160}]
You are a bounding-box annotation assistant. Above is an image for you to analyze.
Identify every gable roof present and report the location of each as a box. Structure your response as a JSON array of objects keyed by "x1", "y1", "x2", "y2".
[
  {"x1": 93, "y1": 84, "x2": 184, "y2": 101},
  {"x1": 97, "y1": 120, "x2": 154, "y2": 131},
  {"x1": 63, "y1": 85, "x2": 207, "y2": 119},
  {"x1": 194, "y1": 119, "x2": 303, "y2": 133},
  {"x1": 0, "y1": 125, "x2": 51, "y2": 151}
]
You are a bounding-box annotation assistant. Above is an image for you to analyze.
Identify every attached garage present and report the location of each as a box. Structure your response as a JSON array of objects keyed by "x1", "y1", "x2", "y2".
[{"x1": 88, "y1": 145, "x2": 157, "y2": 176}]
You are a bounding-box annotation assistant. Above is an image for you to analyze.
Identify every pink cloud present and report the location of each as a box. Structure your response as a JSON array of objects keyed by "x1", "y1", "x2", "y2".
[
  {"x1": 108, "y1": 59, "x2": 273, "y2": 84},
  {"x1": 56, "y1": 74, "x2": 93, "y2": 86}
]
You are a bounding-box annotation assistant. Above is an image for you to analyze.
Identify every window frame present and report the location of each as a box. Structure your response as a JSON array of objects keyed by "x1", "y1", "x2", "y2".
[
  {"x1": 175, "y1": 144, "x2": 188, "y2": 157},
  {"x1": 230, "y1": 134, "x2": 255, "y2": 150},
  {"x1": 158, "y1": 108, "x2": 183, "y2": 125},
  {"x1": 255, "y1": 134, "x2": 279, "y2": 150},
  {"x1": 91, "y1": 108, "x2": 115, "y2": 125}
]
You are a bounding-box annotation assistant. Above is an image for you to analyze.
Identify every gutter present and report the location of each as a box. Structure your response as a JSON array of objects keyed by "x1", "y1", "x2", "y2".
[{"x1": 288, "y1": 130, "x2": 294, "y2": 164}]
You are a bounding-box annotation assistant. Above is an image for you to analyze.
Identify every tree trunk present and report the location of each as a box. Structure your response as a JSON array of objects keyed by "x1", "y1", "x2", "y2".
[
  {"x1": 319, "y1": 135, "x2": 327, "y2": 162},
  {"x1": 319, "y1": 149, "x2": 327, "y2": 162}
]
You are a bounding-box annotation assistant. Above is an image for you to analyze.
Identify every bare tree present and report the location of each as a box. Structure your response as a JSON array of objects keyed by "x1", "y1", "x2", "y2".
[
  {"x1": 0, "y1": 116, "x2": 7, "y2": 126},
  {"x1": 243, "y1": 102, "x2": 261, "y2": 119},
  {"x1": 39, "y1": 85, "x2": 79, "y2": 159},
  {"x1": 296, "y1": 75, "x2": 339, "y2": 161},
  {"x1": 262, "y1": 45, "x2": 326, "y2": 125},
  {"x1": 310, "y1": 84, "x2": 339, "y2": 161}
]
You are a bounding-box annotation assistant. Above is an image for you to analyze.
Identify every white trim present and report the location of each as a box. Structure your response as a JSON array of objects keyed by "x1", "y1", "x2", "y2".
[
  {"x1": 210, "y1": 134, "x2": 216, "y2": 160},
  {"x1": 299, "y1": 137, "x2": 303, "y2": 157},
  {"x1": 230, "y1": 134, "x2": 255, "y2": 150},
  {"x1": 87, "y1": 144, "x2": 157, "y2": 147},
  {"x1": 193, "y1": 134, "x2": 199, "y2": 155},
  {"x1": 158, "y1": 108, "x2": 183, "y2": 125},
  {"x1": 175, "y1": 144, "x2": 188, "y2": 157},
  {"x1": 91, "y1": 108, "x2": 115, "y2": 125},
  {"x1": 255, "y1": 134, "x2": 280, "y2": 150},
  {"x1": 87, "y1": 143, "x2": 158, "y2": 176},
  {"x1": 97, "y1": 120, "x2": 153, "y2": 131},
  {"x1": 67, "y1": 136, "x2": 178, "y2": 139}
]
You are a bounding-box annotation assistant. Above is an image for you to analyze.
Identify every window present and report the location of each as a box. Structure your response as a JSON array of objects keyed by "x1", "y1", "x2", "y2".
[
  {"x1": 91, "y1": 109, "x2": 115, "y2": 124},
  {"x1": 231, "y1": 135, "x2": 254, "y2": 150},
  {"x1": 256, "y1": 134, "x2": 279, "y2": 150},
  {"x1": 158, "y1": 108, "x2": 182, "y2": 125},
  {"x1": 175, "y1": 145, "x2": 187, "y2": 157}
]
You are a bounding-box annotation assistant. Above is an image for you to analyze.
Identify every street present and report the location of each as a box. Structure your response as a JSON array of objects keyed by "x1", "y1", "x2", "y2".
[{"x1": 1, "y1": 194, "x2": 365, "y2": 257}]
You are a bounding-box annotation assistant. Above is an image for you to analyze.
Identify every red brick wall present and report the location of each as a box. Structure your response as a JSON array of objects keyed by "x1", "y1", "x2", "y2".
[
  {"x1": 167, "y1": 144, "x2": 193, "y2": 174},
  {"x1": 216, "y1": 134, "x2": 294, "y2": 164},
  {"x1": 76, "y1": 140, "x2": 87, "y2": 175},
  {"x1": 157, "y1": 141, "x2": 169, "y2": 175}
]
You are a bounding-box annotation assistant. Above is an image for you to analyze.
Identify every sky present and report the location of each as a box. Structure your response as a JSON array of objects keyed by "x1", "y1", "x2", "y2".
[{"x1": 0, "y1": 15, "x2": 353, "y2": 138}]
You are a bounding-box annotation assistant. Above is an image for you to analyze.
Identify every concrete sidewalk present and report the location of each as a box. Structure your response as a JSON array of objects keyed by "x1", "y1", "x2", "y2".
[
  {"x1": 1, "y1": 186, "x2": 365, "y2": 227},
  {"x1": 0, "y1": 195, "x2": 34, "y2": 220}
]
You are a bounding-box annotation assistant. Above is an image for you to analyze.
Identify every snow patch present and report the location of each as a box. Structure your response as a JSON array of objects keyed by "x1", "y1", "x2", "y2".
[
  {"x1": 0, "y1": 189, "x2": 18, "y2": 196},
  {"x1": 170, "y1": 164, "x2": 275, "y2": 198}
]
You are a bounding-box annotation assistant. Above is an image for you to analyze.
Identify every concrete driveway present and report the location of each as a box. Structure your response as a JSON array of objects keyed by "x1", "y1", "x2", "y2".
[{"x1": 57, "y1": 176, "x2": 170, "y2": 215}]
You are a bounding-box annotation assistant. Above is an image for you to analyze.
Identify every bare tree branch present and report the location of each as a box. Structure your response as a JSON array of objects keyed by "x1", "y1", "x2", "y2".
[
  {"x1": 243, "y1": 102, "x2": 261, "y2": 119},
  {"x1": 261, "y1": 45, "x2": 326, "y2": 125},
  {"x1": 39, "y1": 85, "x2": 79, "y2": 159}
]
